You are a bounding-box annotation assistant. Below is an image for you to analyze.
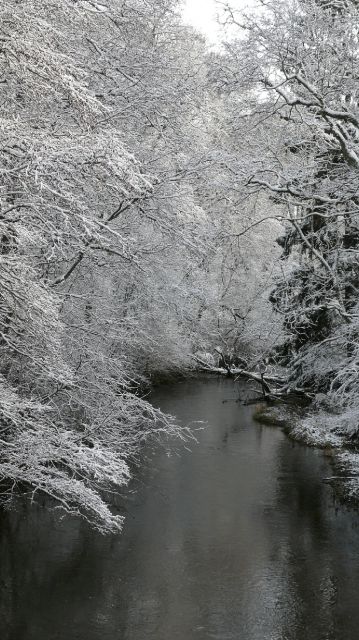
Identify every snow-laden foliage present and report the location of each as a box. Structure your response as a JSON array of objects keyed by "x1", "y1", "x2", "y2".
[
  {"x1": 220, "y1": 0, "x2": 359, "y2": 425},
  {"x1": 0, "y1": 0, "x2": 219, "y2": 531}
]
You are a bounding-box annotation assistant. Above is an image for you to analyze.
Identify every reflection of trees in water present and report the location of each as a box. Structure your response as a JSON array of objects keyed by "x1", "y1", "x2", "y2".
[
  {"x1": 0, "y1": 502, "x2": 120, "y2": 640},
  {"x1": 0, "y1": 495, "x2": 167, "y2": 640},
  {"x1": 265, "y1": 438, "x2": 359, "y2": 640}
]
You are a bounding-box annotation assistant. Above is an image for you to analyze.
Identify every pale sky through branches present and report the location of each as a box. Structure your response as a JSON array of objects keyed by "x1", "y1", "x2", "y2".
[{"x1": 182, "y1": 0, "x2": 257, "y2": 43}]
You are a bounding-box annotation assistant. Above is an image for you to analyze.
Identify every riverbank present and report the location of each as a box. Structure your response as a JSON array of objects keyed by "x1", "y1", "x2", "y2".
[{"x1": 253, "y1": 401, "x2": 359, "y2": 505}]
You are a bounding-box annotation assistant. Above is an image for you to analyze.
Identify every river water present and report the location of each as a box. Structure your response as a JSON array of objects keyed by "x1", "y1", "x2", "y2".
[{"x1": 1, "y1": 377, "x2": 359, "y2": 640}]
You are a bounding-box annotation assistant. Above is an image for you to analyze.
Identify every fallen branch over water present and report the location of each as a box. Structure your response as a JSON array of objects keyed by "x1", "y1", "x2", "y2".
[{"x1": 191, "y1": 355, "x2": 312, "y2": 403}]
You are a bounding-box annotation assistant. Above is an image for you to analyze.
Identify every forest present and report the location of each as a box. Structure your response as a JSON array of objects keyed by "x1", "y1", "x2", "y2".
[{"x1": 1, "y1": 0, "x2": 359, "y2": 535}]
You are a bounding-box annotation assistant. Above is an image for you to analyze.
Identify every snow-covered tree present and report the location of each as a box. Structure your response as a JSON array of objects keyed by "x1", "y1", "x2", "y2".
[
  {"x1": 221, "y1": 0, "x2": 359, "y2": 410},
  {"x1": 0, "y1": 0, "x2": 218, "y2": 531}
]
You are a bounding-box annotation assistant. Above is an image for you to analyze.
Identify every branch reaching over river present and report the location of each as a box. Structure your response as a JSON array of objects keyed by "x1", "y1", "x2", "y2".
[{"x1": 191, "y1": 355, "x2": 312, "y2": 403}]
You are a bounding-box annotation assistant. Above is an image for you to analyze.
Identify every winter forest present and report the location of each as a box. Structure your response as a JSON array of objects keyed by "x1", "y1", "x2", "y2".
[{"x1": 1, "y1": 0, "x2": 359, "y2": 541}]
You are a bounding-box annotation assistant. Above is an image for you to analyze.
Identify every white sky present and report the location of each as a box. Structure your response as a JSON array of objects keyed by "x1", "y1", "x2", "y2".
[{"x1": 182, "y1": 0, "x2": 257, "y2": 43}]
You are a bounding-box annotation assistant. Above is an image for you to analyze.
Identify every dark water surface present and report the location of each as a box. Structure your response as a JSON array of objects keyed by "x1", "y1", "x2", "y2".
[{"x1": 1, "y1": 378, "x2": 359, "y2": 640}]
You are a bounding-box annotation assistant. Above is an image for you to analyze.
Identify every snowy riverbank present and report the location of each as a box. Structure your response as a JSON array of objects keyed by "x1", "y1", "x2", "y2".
[{"x1": 254, "y1": 403, "x2": 359, "y2": 504}]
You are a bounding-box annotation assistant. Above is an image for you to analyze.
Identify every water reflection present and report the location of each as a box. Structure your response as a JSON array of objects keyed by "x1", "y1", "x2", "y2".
[{"x1": 1, "y1": 378, "x2": 359, "y2": 640}]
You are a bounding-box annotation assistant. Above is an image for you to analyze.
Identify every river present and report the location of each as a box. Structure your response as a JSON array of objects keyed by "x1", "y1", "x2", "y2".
[{"x1": 1, "y1": 377, "x2": 359, "y2": 640}]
